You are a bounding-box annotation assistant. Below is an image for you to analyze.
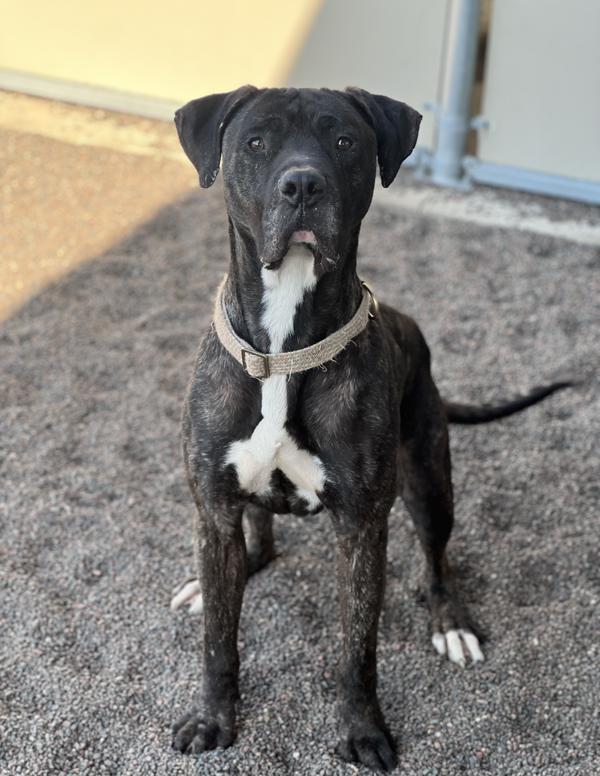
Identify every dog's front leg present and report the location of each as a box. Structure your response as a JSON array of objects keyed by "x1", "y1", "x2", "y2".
[
  {"x1": 334, "y1": 517, "x2": 397, "y2": 772},
  {"x1": 172, "y1": 499, "x2": 246, "y2": 755}
]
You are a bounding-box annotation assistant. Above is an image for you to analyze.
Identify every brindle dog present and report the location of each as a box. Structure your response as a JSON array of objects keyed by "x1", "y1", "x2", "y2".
[{"x1": 170, "y1": 86, "x2": 568, "y2": 771}]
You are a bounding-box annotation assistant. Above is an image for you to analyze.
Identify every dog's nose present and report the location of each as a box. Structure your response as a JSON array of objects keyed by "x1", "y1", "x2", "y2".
[{"x1": 278, "y1": 168, "x2": 326, "y2": 208}]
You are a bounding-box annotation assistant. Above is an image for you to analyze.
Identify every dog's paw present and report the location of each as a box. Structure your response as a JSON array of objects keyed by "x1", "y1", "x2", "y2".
[
  {"x1": 170, "y1": 577, "x2": 203, "y2": 614},
  {"x1": 432, "y1": 629, "x2": 484, "y2": 667},
  {"x1": 172, "y1": 708, "x2": 235, "y2": 754},
  {"x1": 336, "y1": 720, "x2": 397, "y2": 772}
]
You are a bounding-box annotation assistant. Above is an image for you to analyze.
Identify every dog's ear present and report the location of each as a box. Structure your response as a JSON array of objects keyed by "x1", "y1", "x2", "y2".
[
  {"x1": 345, "y1": 87, "x2": 422, "y2": 188},
  {"x1": 174, "y1": 85, "x2": 258, "y2": 188}
]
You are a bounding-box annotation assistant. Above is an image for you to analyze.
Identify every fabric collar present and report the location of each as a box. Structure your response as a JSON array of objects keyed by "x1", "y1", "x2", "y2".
[{"x1": 212, "y1": 275, "x2": 378, "y2": 379}]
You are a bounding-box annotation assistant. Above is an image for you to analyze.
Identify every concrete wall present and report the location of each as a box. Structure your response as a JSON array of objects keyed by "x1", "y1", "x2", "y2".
[
  {"x1": 287, "y1": 0, "x2": 449, "y2": 149},
  {"x1": 478, "y1": 0, "x2": 600, "y2": 181},
  {"x1": 0, "y1": 0, "x2": 447, "y2": 148}
]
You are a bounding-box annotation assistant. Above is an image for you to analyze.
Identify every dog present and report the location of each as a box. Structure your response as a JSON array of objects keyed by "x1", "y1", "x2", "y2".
[{"x1": 170, "y1": 86, "x2": 569, "y2": 771}]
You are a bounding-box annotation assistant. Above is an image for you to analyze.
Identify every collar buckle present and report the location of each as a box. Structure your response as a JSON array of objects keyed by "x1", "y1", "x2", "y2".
[{"x1": 241, "y1": 348, "x2": 271, "y2": 379}]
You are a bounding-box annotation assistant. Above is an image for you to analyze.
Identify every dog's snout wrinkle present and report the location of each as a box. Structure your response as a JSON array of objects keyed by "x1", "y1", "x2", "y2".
[{"x1": 278, "y1": 167, "x2": 326, "y2": 208}]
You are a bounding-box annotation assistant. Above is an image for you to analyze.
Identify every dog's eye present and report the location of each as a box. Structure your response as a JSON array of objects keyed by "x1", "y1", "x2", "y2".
[
  {"x1": 336, "y1": 136, "x2": 353, "y2": 150},
  {"x1": 248, "y1": 137, "x2": 265, "y2": 152}
]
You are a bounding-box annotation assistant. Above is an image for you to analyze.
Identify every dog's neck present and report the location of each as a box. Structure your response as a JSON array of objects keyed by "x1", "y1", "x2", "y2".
[{"x1": 222, "y1": 220, "x2": 364, "y2": 355}]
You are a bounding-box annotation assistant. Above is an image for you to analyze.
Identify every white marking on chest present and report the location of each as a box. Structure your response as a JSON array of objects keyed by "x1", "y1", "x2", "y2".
[{"x1": 225, "y1": 247, "x2": 326, "y2": 509}]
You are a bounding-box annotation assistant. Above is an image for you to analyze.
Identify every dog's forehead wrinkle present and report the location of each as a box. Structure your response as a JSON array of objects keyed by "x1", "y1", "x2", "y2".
[
  {"x1": 244, "y1": 88, "x2": 360, "y2": 131},
  {"x1": 249, "y1": 88, "x2": 302, "y2": 117},
  {"x1": 245, "y1": 115, "x2": 285, "y2": 132}
]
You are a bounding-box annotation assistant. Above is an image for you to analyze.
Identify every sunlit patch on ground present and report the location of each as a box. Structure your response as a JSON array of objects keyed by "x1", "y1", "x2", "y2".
[{"x1": 0, "y1": 91, "x2": 194, "y2": 320}]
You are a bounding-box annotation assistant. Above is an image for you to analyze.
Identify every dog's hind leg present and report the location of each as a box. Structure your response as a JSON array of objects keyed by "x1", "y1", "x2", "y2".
[
  {"x1": 243, "y1": 504, "x2": 276, "y2": 575},
  {"x1": 399, "y1": 363, "x2": 484, "y2": 667}
]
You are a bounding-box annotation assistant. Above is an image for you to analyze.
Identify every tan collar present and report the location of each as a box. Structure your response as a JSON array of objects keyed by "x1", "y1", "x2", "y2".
[{"x1": 212, "y1": 275, "x2": 378, "y2": 379}]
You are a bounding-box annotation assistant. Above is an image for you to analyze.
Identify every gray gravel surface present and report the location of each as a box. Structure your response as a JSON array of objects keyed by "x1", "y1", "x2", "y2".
[{"x1": 1, "y1": 184, "x2": 599, "y2": 775}]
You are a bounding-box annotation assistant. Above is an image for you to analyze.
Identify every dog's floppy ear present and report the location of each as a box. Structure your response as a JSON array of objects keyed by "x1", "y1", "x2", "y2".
[
  {"x1": 174, "y1": 85, "x2": 258, "y2": 188},
  {"x1": 345, "y1": 87, "x2": 422, "y2": 188}
]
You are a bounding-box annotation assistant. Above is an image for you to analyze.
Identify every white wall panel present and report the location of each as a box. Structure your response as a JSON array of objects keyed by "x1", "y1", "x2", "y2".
[{"x1": 479, "y1": 0, "x2": 600, "y2": 181}]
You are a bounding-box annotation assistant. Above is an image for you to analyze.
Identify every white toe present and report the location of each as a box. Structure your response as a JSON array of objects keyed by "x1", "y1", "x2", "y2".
[
  {"x1": 432, "y1": 628, "x2": 485, "y2": 666},
  {"x1": 170, "y1": 579, "x2": 201, "y2": 612},
  {"x1": 432, "y1": 632, "x2": 447, "y2": 655},
  {"x1": 461, "y1": 630, "x2": 485, "y2": 663},
  {"x1": 445, "y1": 629, "x2": 466, "y2": 667},
  {"x1": 188, "y1": 593, "x2": 204, "y2": 614}
]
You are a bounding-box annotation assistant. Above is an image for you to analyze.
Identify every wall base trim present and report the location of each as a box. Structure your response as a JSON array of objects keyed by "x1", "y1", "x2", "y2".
[
  {"x1": 464, "y1": 157, "x2": 600, "y2": 205},
  {"x1": 0, "y1": 68, "x2": 179, "y2": 121}
]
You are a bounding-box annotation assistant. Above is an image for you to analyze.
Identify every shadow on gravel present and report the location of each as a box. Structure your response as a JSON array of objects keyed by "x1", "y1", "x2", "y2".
[{"x1": 1, "y1": 184, "x2": 598, "y2": 775}]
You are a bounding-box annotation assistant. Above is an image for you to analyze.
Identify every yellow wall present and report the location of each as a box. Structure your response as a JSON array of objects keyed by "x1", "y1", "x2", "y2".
[{"x1": 0, "y1": 0, "x2": 322, "y2": 101}]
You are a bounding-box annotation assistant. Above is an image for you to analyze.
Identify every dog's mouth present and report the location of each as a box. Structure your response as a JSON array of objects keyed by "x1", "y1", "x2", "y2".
[
  {"x1": 261, "y1": 230, "x2": 322, "y2": 271},
  {"x1": 289, "y1": 229, "x2": 317, "y2": 248}
]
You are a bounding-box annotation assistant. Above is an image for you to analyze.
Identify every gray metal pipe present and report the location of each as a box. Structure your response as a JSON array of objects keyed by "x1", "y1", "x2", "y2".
[{"x1": 431, "y1": 0, "x2": 481, "y2": 186}]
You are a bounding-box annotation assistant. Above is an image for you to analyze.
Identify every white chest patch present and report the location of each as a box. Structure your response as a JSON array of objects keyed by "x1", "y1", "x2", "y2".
[{"x1": 225, "y1": 247, "x2": 326, "y2": 509}]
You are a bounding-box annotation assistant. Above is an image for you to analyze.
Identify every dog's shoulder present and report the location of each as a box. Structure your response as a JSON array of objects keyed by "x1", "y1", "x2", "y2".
[
  {"x1": 183, "y1": 327, "x2": 261, "y2": 435},
  {"x1": 378, "y1": 302, "x2": 430, "y2": 357}
]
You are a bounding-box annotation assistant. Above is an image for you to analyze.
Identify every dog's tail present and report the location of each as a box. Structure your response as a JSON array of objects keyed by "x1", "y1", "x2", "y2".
[{"x1": 444, "y1": 381, "x2": 573, "y2": 425}]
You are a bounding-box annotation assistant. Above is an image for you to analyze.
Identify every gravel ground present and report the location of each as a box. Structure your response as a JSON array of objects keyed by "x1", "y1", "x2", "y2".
[{"x1": 1, "y1": 182, "x2": 598, "y2": 775}]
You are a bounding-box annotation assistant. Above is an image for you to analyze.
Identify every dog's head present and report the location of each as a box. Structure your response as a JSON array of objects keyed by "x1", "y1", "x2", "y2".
[{"x1": 175, "y1": 86, "x2": 421, "y2": 273}]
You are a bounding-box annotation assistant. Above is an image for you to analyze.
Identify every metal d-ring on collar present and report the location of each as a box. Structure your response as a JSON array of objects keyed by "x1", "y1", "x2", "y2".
[
  {"x1": 213, "y1": 275, "x2": 378, "y2": 379},
  {"x1": 361, "y1": 281, "x2": 379, "y2": 319}
]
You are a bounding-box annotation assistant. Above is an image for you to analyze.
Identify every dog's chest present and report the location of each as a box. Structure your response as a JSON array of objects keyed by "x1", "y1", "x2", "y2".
[
  {"x1": 225, "y1": 375, "x2": 325, "y2": 511},
  {"x1": 224, "y1": 248, "x2": 326, "y2": 511}
]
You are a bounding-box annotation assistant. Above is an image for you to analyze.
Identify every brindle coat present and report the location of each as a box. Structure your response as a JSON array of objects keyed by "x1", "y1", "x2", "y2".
[{"x1": 170, "y1": 86, "x2": 568, "y2": 771}]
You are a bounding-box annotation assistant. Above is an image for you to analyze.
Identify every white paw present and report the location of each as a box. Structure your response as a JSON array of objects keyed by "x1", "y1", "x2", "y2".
[
  {"x1": 432, "y1": 629, "x2": 484, "y2": 667},
  {"x1": 170, "y1": 578, "x2": 203, "y2": 614}
]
